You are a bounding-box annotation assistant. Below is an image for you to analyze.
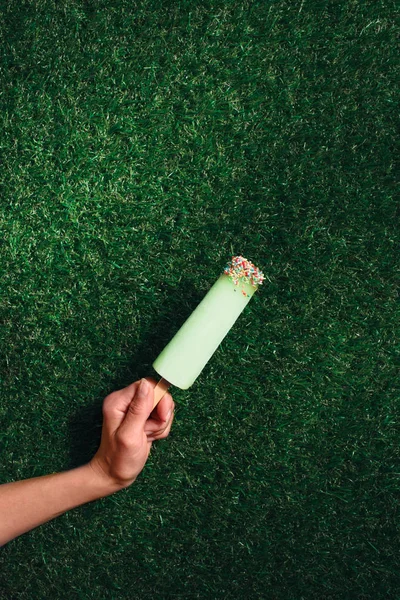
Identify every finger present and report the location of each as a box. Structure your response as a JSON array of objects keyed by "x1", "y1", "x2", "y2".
[
  {"x1": 102, "y1": 378, "x2": 159, "y2": 433},
  {"x1": 144, "y1": 394, "x2": 175, "y2": 434},
  {"x1": 147, "y1": 411, "x2": 175, "y2": 441},
  {"x1": 101, "y1": 381, "x2": 141, "y2": 433},
  {"x1": 152, "y1": 393, "x2": 175, "y2": 423},
  {"x1": 117, "y1": 378, "x2": 154, "y2": 438},
  {"x1": 116, "y1": 377, "x2": 158, "y2": 413}
]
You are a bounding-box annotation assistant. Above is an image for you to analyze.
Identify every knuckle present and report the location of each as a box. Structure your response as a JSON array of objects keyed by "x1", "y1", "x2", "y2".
[
  {"x1": 158, "y1": 421, "x2": 170, "y2": 434},
  {"x1": 127, "y1": 402, "x2": 141, "y2": 418},
  {"x1": 116, "y1": 433, "x2": 134, "y2": 451},
  {"x1": 157, "y1": 424, "x2": 172, "y2": 439}
]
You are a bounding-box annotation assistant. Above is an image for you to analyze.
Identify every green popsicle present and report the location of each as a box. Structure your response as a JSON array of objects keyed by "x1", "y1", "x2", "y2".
[{"x1": 152, "y1": 256, "x2": 264, "y2": 399}]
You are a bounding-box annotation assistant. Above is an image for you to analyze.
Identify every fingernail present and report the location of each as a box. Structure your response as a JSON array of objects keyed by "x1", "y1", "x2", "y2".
[
  {"x1": 166, "y1": 408, "x2": 173, "y2": 421},
  {"x1": 139, "y1": 378, "x2": 149, "y2": 395}
]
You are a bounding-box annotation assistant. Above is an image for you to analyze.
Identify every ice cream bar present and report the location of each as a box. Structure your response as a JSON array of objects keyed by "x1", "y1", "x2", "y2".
[{"x1": 152, "y1": 256, "x2": 265, "y2": 394}]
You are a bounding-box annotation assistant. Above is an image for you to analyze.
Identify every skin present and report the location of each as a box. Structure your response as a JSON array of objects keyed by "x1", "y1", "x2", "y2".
[{"x1": 0, "y1": 378, "x2": 175, "y2": 546}]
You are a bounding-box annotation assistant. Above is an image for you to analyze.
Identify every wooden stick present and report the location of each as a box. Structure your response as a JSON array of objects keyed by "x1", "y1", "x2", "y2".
[{"x1": 152, "y1": 377, "x2": 171, "y2": 409}]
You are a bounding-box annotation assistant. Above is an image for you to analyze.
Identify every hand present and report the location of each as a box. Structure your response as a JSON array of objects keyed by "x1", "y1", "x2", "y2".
[{"x1": 89, "y1": 378, "x2": 175, "y2": 491}]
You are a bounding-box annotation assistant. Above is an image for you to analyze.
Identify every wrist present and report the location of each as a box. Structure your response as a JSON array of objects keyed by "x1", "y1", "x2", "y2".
[{"x1": 87, "y1": 457, "x2": 133, "y2": 495}]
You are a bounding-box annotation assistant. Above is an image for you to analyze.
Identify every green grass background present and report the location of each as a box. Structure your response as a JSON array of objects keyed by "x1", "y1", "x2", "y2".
[{"x1": 0, "y1": 0, "x2": 398, "y2": 598}]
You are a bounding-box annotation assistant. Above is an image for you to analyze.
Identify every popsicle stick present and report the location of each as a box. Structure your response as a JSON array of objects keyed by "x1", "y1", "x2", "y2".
[{"x1": 152, "y1": 377, "x2": 171, "y2": 409}]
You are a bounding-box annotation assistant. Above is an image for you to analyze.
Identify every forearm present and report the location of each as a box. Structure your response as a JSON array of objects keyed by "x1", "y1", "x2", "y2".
[{"x1": 0, "y1": 464, "x2": 120, "y2": 546}]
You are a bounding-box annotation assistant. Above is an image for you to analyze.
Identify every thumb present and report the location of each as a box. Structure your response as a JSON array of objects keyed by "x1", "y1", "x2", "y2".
[{"x1": 119, "y1": 378, "x2": 154, "y2": 436}]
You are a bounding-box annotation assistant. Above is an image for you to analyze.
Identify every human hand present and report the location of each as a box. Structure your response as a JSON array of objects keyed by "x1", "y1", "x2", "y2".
[{"x1": 89, "y1": 378, "x2": 175, "y2": 492}]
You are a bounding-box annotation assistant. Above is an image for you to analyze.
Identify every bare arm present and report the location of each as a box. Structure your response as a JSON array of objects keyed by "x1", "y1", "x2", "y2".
[
  {"x1": 0, "y1": 378, "x2": 175, "y2": 546},
  {"x1": 0, "y1": 464, "x2": 118, "y2": 546}
]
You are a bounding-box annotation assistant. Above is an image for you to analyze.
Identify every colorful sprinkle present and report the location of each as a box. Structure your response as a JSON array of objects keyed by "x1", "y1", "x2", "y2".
[{"x1": 223, "y1": 256, "x2": 265, "y2": 294}]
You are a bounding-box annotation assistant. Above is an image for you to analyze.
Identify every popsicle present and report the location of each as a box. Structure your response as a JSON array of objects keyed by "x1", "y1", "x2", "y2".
[{"x1": 151, "y1": 256, "x2": 265, "y2": 407}]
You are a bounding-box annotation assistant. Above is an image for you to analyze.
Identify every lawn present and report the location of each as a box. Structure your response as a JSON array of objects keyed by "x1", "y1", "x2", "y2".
[{"x1": 0, "y1": 1, "x2": 398, "y2": 598}]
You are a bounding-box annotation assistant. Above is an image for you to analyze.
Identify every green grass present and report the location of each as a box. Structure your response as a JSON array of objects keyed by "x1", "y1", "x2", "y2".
[{"x1": 0, "y1": 0, "x2": 398, "y2": 598}]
